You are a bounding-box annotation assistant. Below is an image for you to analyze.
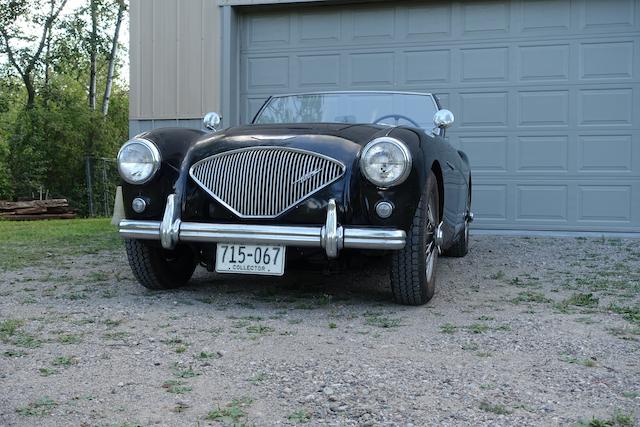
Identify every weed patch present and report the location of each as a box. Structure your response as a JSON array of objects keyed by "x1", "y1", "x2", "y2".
[
  {"x1": 288, "y1": 409, "x2": 311, "y2": 423},
  {"x1": 162, "y1": 380, "x2": 192, "y2": 394},
  {"x1": 15, "y1": 397, "x2": 57, "y2": 416},
  {"x1": 479, "y1": 401, "x2": 511, "y2": 415},
  {"x1": 206, "y1": 397, "x2": 253, "y2": 424}
]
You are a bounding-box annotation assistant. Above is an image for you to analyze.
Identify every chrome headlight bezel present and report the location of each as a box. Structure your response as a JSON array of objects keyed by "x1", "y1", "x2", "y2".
[
  {"x1": 117, "y1": 138, "x2": 161, "y2": 185},
  {"x1": 360, "y1": 137, "x2": 412, "y2": 188}
]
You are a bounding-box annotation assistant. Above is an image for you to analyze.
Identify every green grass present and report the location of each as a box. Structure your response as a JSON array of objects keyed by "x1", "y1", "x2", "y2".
[
  {"x1": 162, "y1": 380, "x2": 192, "y2": 394},
  {"x1": 0, "y1": 218, "x2": 121, "y2": 270},
  {"x1": 468, "y1": 323, "x2": 489, "y2": 334},
  {"x1": 363, "y1": 312, "x2": 402, "y2": 328},
  {"x1": 561, "y1": 355, "x2": 598, "y2": 367},
  {"x1": 287, "y1": 409, "x2": 312, "y2": 423},
  {"x1": 0, "y1": 319, "x2": 24, "y2": 337},
  {"x1": 0, "y1": 321, "x2": 42, "y2": 349},
  {"x1": 246, "y1": 324, "x2": 275, "y2": 335},
  {"x1": 196, "y1": 351, "x2": 220, "y2": 360},
  {"x1": 577, "y1": 410, "x2": 635, "y2": 426},
  {"x1": 52, "y1": 356, "x2": 78, "y2": 367},
  {"x1": 57, "y1": 334, "x2": 83, "y2": 344},
  {"x1": 440, "y1": 323, "x2": 457, "y2": 334},
  {"x1": 511, "y1": 291, "x2": 551, "y2": 305},
  {"x1": 609, "y1": 304, "x2": 640, "y2": 325},
  {"x1": 172, "y1": 364, "x2": 199, "y2": 378},
  {"x1": 563, "y1": 293, "x2": 599, "y2": 307},
  {"x1": 479, "y1": 401, "x2": 511, "y2": 415},
  {"x1": 15, "y1": 397, "x2": 57, "y2": 416},
  {"x1": 38, "y1": 368, "x2": 58, "y2": 377},
  {"x1": 206, "y1": 398, "x2": 253, "y2": 424}
]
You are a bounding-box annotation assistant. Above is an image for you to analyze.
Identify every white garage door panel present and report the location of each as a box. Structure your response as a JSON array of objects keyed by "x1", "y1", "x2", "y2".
[{"x1": 238, "y1": 0, "x2": 640, "y2": 232}]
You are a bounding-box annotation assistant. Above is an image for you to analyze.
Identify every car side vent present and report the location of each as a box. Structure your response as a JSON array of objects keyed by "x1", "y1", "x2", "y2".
[{"x1": 189, "y1": 147, "x2": 345, "y2": 218}]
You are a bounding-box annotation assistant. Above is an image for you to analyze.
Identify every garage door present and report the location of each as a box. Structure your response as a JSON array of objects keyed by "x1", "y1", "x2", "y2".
[{"x1": 238, "y1": 0, "x2": 640, "y2": 233}]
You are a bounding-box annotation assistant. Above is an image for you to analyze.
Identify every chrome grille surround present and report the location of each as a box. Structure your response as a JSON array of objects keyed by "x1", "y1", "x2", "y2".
[{"x1": 189, "y1": 146, "x2": 346, "y2": 219}]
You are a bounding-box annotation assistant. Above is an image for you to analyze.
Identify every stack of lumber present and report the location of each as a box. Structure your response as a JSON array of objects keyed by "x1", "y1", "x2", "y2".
[{"x1": 0, "y1": 199, "x2": 77, "y2": 220}]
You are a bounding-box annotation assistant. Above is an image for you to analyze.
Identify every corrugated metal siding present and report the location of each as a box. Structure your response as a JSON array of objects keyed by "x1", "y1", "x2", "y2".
[{"x1": 129, "y1": 0, "x2": 220, "y2": 120}]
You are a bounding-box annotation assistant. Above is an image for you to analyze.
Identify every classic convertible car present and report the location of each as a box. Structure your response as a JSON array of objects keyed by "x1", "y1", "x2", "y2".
[{"x1": 115, "y1": 91, "x2": 472, "y2": 305}]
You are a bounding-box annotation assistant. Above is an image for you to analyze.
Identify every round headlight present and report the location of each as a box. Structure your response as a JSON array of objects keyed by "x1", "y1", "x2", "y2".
[
  {"x1": 117, "y1": 139, "x2": 161, "y2": 184},
  {"x1": 360, "y1": 137, "x2": 412, "y2": 187}
]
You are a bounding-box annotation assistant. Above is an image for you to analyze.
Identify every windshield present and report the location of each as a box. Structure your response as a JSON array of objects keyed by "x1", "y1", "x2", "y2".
[{"x1": 253, "y1": 92, "x2": 438, "y2": 130}]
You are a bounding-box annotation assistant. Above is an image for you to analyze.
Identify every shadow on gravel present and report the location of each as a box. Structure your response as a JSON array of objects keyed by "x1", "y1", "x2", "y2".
[{"x1": 177, "y1": 259, "x2": 395, "y2": 308}]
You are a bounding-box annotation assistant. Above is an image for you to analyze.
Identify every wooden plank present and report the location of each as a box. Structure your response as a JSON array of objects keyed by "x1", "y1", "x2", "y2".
[
  {"x1": 1, "y1": 213, "x2": 77, "y2": 221},
  {"x1": 14, "y1": 206, "x2": 48, "y2": 215},
  {"x1": 0, "y1": 199, "x2": 69, "y2": 211}
]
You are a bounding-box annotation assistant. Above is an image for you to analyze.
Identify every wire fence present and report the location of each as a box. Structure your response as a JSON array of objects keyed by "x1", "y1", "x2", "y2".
[{"x1": 84, "y1": 156, "x2": 119, "y2": 217}]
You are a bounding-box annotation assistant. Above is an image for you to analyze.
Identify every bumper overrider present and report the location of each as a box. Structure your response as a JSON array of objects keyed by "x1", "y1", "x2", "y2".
[{"x1": 118, "y1": 194, "x2": 406, "y2": 258}]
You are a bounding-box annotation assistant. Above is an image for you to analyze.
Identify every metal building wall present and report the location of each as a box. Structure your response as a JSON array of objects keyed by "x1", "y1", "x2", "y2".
[{"x1": 129, "y1": 0, "x2": 221, "y2": 135}]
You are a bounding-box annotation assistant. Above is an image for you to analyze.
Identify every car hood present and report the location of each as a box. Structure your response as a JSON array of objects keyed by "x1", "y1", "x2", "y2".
[{"x1": 185, "y1": 123, "x2": 392, "y2": 166}]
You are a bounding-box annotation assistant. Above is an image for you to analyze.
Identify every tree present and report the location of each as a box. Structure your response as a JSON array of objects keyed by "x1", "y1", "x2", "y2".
[
  {"x1": 102, "y1": 0, "x2": 126, "y2": 116},
  {"x1": 0, "y1": 0, "x2": 69, "y2": 109},
  {"x1": 0, "y1": 0, "x2": 129, "y2": 213},
  {"x1": 88, "y1": 0, "x2": 98, "y2": 110}
]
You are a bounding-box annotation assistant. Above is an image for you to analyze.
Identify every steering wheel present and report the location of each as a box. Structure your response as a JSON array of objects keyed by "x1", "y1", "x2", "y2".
[{"x1": 373, "y1": 114, "x2": 421, "y2": 128}]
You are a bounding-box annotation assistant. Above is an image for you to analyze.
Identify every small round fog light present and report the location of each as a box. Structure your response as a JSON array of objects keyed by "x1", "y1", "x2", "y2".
[
  {"x1": 132, "y1": 197, "x2": 147, "y2": 213},
  {"x1": 375, "y1": 201, "x2": 394, "y2": 219}
]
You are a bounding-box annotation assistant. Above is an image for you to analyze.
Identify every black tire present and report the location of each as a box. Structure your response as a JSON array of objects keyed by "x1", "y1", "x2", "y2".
[
  {"x1": 125, "y1": 239, "x2": 197, "y2": 290},
  {"x1": 443, "y1": 190, "x2": 470, "y2": 258},
  {"x1": 390, "y1": 170, "x2": 440, "y2": 306}
]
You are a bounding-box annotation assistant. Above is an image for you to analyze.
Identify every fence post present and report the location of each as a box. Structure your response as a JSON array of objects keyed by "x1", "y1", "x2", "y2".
[
  {"x1": 85, "y1": 156, "x2": 95, "y2": 217},
  {"x1": 102, "y1": 159, "x2": 110, "y2": 216}
]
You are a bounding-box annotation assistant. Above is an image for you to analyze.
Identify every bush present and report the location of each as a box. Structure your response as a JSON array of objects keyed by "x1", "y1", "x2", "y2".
[{"x1": 1, "y1": 73, "x2": 128, "y2": 215}]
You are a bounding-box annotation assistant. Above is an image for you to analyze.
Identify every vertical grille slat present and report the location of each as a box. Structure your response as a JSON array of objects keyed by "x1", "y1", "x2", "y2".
[{"x1": 189, "y1": 147, "x2": 346, "y2": 218}]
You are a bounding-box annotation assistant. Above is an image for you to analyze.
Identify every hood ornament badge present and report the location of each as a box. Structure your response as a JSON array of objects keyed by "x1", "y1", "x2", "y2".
[{"x1": 294, "y1": 168, "x2": 324, "y2": 184}]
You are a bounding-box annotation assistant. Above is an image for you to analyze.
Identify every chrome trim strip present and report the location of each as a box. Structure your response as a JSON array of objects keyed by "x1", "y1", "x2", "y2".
[
  {"x1": 121, "y1": 195, "x2": 406, "y2": 257},
  {"x1": 268, "y1": 90, "x2": 433, "y2": 98},
  {"x1": 119, "y1": 221, "x2": 405, "y2": 255},
  {"x1": 119, "y1": 220, "x2": 160, "y2": 239}
]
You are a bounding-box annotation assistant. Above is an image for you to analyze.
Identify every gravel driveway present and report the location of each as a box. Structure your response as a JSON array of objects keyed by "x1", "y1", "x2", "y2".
[{"x1": 1, "y1": 234, "x2": 639, "y2": 426}]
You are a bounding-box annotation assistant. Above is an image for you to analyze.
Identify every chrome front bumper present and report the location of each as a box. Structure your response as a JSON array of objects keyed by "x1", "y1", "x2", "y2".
[{"x1": 119, "y1": 196, "x2": 406, "y2": 258}]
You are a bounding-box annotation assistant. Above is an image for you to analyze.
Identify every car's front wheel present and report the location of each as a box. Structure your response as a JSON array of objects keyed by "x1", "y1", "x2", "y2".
[
  {"x1": 125, "y1": 239, "x2": 197, "y2": 290},
  {"x1": 390, "y1": 170, "x2": 439, "y2": 305}
]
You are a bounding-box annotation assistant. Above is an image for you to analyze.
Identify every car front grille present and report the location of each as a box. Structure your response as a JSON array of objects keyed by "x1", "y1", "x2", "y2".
[{"x1": 189, "y1": 147, "x2": 346, "y2": 218}]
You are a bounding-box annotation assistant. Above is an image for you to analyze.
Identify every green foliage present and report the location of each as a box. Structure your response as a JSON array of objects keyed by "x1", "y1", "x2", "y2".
[
  {"x1": 1, "y1": 74, "x2": 127, "y2": 213},
  {"x1": 0, "y1": 1, "x2": 129, "y2": 214}
]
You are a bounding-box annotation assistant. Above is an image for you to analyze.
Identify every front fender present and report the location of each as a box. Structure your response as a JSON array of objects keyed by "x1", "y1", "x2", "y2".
[
  {"x1": 121, "y1": 128, "x2": 208, "y2": 219},
  {"x1": 354, "y1": 127, "x2": 438, "y2": 231}
]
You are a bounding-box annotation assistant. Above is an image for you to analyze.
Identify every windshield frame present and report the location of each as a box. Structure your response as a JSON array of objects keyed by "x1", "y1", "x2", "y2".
[{"x1": 251, "y1": 91, "x2": 441, "y2": 129}]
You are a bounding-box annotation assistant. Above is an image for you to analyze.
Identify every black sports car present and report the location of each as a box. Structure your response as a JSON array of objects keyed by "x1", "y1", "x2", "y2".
[{"x1": 115, "y1": 91, "x2": 472, "y2": 305}]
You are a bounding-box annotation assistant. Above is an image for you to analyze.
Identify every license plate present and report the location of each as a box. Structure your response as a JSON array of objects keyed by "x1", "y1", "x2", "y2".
[{"x1": 215, "y1": 243, "x2": 285, "y2": 276}]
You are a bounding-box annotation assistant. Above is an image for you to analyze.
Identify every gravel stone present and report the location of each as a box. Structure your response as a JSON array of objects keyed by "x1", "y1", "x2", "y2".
[{"x1": 0, "y1": 235, "x2": 638, "y2": 426}]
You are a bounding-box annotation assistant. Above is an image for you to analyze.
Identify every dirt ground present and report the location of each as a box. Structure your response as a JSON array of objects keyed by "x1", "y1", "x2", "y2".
[{"x1": 1, "y1": 235, "x2": 639, "y2": 426}]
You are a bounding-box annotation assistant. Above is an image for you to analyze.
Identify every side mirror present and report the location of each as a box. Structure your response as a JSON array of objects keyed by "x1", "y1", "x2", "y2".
[
  {"x1": 203, "y1": 112, "x2": 222, "y2": 131},
  {"x1": 433, "y1": 109, "x2": 454, "y2": 129}
]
